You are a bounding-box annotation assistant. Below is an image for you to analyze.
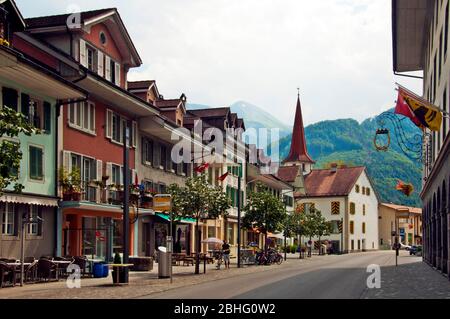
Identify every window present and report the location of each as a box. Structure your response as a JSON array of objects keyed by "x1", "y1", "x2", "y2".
[
  {"x1": 1, "y1": 203, "x2": 16, "y2": 235},
  {"x1": 331, "y1": 201, "x2": 340, "y2": 215},
  {"x1": 83, "y1": 157, "x2": 96, "y2": 184},
  {"x1": 444, "y1": 89, "x2": 448, "y2": 140},
  {"x1": 362, "y1": 187, "x2": 366, "y2": 195},
  {"x1": 87, "y1": 46, "x2": 95, "y2": 71},
  {"x1": 106, "y1": 110, "x2": 136, "y2": 147},
  {"x1": 355, "y1": 185, "x2": 360, "y2": 193},
  {"x1": 111, "y1": 164, "x2": 122, "y2": 185},
  {"x1": 142, "y1": 137, "x2": 153, "y2": 165},
  {"x1": 305, "y1": 202, "x2": 315, "y2": 213},
  {"x1": 2, "y1": 87, "x2": 18, "y2": 111},
  {"x1": 160, "y1": 145, "x2": 167, "y2": 170},
  {"x1": 28, "y1": 205, "x2": 42, "y2": 236},
  {"x1": 351, "y1": 240, "x2": 354, "y2": 250},
  {"x1": 363, "y1": 204, "x2": 366, "y2": 216},
  {"x1": 158, "y1": 183, "x2": 166, "y2": 194},
  {"x1": 362, "y1": 222, "x2": 366, "y2": 234},
  {"x1": 227, "y1": 225, "x2": 235, "y2": 245},
  {"x1": 144, "y1": 180, "x2": 154, "y2": 192},
  {"x1": 29, "y1": 146, "x2": 44, "y2": 181},
  {"x1": 350, "y1": 221, "x2": 354, "y2": 235},
  {"x1": 284, "y1": 196, "x2": 293, "y2": 207},
  {"x1": 349, "y1": 202, "x2": 356, "y2": 215},
  {"x1": 366, "y1": 188, "x2": 371, "y2": 196},
  {"x1": 112, "y1": 113, "x2": 122, "y2": 143},
  {"x1": 100, "y1": 32, "x2": 107, "y2": 45},
  {"x1": 69, "y1": 102, "x2": 95, "y2": 133}
]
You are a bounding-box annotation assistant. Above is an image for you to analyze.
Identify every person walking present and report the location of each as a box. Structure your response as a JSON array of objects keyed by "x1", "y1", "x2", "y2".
[{"x1": 222, "y1": 240, "x2": 231, "y2": 269}]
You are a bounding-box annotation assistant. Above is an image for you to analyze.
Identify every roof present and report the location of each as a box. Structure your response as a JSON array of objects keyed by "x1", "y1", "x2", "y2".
[
  {"x1": 380, "y1": 203, "x2": 422, "y2": 215},
  {"x1": 127, "y1": 80, "x2": 155, "y2": 91},
  {"x1": 301, "y1": 167, "x2": 366, "y2": 197},
  {"x1": 0, "y1": 0, "x2": 26, "y2": 30},
  {"x1": 155, "y1": 99, "x2": 182, "y2": 109},
  {"x1": 283, "y1": 95, "x2": 314, "y2": 164},
  {"x1": 26, "y1": 8, "x2": 115, "y2": 28},
  {"x1": 276, "y1": 166, "x2": 302, "y2": 183},
  {"x1": 392, "y1": 0, "x2": 429, "y2": 72},
  {"x1": 25, "y1": 8, "x2": 142, "y2": 67},
  {"x1": 188, "y1": 107, "x2": 230, "y2": 118}
]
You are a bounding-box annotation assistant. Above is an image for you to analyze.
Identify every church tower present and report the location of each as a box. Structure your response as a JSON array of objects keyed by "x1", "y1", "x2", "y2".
[{"x1": 282, "y1": 92, "x2": 315, "y2": 174}]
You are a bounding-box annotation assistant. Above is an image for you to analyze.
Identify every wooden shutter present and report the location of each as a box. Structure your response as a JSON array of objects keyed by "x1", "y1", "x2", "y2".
[
  {"x1": 97, "y1": 51, "x2": 104, "y2": 76},
  {"x1": 132, "y1": 121, "x2": 138, "y2": 148},
  {"x1": 115, "y1": 63, "x2": 121, "y2": 87},
  {"x1": 63, "y1": 151, "x2": 72, "y2": 173},
  {"x1": 153, "y1": 142, "x2": 160, "y2": 168},
  {"x1": 105, "y1": 55, "x2": 111, "y2": 81},
  {"x1": 105, "y1": 163, "x2": 112, "y2": 186},
  {"x1": 106, "y1": 109, "x2": 113, "y2": 139},
  {"x1": 96, "y1": 160, "x2": 103, "y2": 181},
  {"x1": 79, "y1": 39, "x2": 87, "y2": 67}
]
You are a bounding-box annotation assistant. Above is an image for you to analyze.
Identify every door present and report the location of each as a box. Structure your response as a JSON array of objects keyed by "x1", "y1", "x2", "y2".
[{"x1": 143, "y1": 223, "x2": 152, "y2": 257}]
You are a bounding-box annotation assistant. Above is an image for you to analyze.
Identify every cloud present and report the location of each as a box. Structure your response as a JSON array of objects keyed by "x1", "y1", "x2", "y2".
[{"x1": 17, "y1": 0, "x2": 422, "y2": 125}]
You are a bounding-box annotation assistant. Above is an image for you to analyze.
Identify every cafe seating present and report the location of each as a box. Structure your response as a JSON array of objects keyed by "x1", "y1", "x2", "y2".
[
  {"x1": 0, "y1": 261, "x2": 17, "y2": 288},
  {"x1": 73, "y1": 256, "x2": 89, "y2": 277},
  {"x1": 37, "y1": 259, "x2": 58, "y2": 282}
]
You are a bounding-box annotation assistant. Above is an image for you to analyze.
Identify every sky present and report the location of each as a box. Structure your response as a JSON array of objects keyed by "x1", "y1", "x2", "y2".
[{"x1": 16, "y1": 0, "x2": 422, "y2": 126}]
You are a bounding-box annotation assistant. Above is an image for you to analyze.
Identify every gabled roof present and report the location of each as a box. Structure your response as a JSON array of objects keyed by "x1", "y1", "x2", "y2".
[
  {"x1": 127, "y1": 80, "x2": 155, "y2": 91},
  {"x1": 301, "y1": 166, "x2": 366, "y2": 197},
  {"x1": 0, "y1": 0, "x2": 26, "y2": 31},
  {"x1": 276, "y1": 166, "x2": 302, "y2": 183},
  {"x1": 188, "y1": 107, "x2": 230, "y2": 118},
  {"x1": 380, "y1": 203, "x2": 422, "y2": 215},
  {"x1": 156, "y1": 99, "x2": 183, "y2": 109},
  {"x1": 26, "y1": 8, "x2": 114, "y2": 29},
  {"x1": 25, "y1": 8, "x2": 142, "y2": 67},
  {"x1": 283, "y1": 95, "x2": 314, "y2": 164}
]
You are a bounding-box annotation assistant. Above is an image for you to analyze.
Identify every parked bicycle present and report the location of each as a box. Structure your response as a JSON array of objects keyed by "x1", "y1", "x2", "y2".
[{"x1": 254, "y1": 248, "x2": 283, "y2": 266}]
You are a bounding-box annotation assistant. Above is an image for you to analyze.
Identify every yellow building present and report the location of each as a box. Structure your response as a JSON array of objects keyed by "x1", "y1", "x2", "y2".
[{"x1": 378, "y1": 203, "x2": 422, "y2": 249}]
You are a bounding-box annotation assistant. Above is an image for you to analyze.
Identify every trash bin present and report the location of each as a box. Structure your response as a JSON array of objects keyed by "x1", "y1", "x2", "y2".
[
  {"x1": 102, "y1": 264, "x2": 109, "y2": 278},
  {"x1": 93, "y1": 263, "x2": 104, "y2": 278},
  {"x1": 158, "y1": 247, "x2": 172, "y2": 279}
]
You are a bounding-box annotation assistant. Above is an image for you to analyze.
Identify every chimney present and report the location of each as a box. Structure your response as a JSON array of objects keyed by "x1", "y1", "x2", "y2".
[{"x1": 331, "y1": 163, "x2": 338, "y2": 173}]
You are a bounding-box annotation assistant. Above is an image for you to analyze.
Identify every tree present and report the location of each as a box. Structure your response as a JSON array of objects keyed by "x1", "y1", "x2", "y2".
[
  {"x1": 285, "y1": 211, "x2": 307, "y2": 258},
  {"x1": 313, "y1": 209, "x2": 333, "y2": 255},
  {"x1": 242, "y1": 184, "x2": 287, "y2": 252},
  {"x1": 0, "y1": 107, "x2": 39, "y2": 194},
  {"x1": 167, "y1": 173, "x2": 230, "y2": 274}
]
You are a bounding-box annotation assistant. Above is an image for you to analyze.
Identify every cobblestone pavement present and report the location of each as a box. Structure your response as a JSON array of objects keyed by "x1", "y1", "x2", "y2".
[{"x1": 1, "y1": 251, "x2": 449, "y2": 299}]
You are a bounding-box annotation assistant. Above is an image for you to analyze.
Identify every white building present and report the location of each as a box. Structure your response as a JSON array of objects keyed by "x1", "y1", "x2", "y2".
[{"x1": 297, "y1": 165, "x2": 380, "y2": 253}]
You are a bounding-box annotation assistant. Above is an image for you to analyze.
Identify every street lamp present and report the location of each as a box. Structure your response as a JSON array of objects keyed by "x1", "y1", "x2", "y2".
[
  {"x1": 282, "y1": 187, "x2": 296, "y2": 261},
  {"x1": 20, "y1": 212, "x2": 43, "y2": 286}
]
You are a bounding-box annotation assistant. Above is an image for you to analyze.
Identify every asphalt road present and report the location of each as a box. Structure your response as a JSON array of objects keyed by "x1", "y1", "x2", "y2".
[{"x1": 143, "y1": 251, "x2": 408, "y2": 299}]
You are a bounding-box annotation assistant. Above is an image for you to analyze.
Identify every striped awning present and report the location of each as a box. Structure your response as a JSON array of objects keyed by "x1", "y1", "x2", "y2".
[{"x1": 0, "y1": 194, "x2": 59, "y2": 207}]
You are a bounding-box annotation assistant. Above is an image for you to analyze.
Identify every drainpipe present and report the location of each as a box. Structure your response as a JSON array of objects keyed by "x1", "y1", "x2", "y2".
[{"x1": 54, "y1": 102, "x2": 62, "y2": 257}]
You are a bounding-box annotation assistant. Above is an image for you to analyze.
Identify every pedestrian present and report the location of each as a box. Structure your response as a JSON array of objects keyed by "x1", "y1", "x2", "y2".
[{"x1": 222, "y1": 240, "x2": 231, "y2": 269}]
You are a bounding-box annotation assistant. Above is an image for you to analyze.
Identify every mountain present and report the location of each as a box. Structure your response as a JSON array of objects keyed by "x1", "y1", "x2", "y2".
[
  {"x1": 187, "y1": 101, "x2": 292, "y2": 143},
  {"x1": 276, "y1": 109, "x2": 423, "y2": 207}
]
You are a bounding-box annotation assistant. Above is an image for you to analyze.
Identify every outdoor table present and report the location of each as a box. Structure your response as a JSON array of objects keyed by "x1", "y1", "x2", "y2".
[
  {"x1": 110, "y1": 264, "x2": 133, "y2": 285},
  {"x1": 6, "y1": 263, "x2": 31, "y2": 268}
]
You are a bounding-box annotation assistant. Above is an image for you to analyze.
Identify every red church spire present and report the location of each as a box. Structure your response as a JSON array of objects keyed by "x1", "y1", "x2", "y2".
[{"x1": 283, "y1": 91, "x2": 315, "y2": 164}]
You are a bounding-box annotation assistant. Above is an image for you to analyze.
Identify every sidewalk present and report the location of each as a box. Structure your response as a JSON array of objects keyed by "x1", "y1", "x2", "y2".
[
  {"x1": 362, "y1": 252, "x2": 450, "y2": 299},
  {"x1": 0, "y1": 256, "x2": 307, "y2": 299}
]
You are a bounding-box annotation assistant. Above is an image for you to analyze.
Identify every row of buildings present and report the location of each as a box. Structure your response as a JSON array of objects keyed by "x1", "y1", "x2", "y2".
[
  {"x1": 0, "y1": 0, "x2": 422, "y2": 263},
  {"x1": 392, "y1": 0, "x2": 450, "y2": 279}
]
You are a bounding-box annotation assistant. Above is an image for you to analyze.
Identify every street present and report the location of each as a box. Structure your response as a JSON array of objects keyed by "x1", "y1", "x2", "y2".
[{"x1": 144, "y1": 251, "x2": 450, "y2": 299}]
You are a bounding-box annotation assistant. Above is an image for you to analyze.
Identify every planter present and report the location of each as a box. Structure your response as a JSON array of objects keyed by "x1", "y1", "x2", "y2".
[
  {"x1": 62, "y1": 192, "x2": 72, "y2": 201},
  {"x1": 112, "y1": 266, "x2": 129, "y2": 284},
  {"x1": 72, "y1": 192, "x2": 82, "y2": 201}
]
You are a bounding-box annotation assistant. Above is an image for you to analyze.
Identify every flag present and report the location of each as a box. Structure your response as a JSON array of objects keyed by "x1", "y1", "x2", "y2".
[
  {"x1": 195, "y1": 163, "x2": 209, "y2": 173},
  {"x1": 395, "y1": 86, "x2": 443, "y2": 131},
  {"x1": 217, "y1": 172, "x2": 229, "y2": 181},
  {"x1": 396, "y1": 180, "x2": 414, "y2": 197}
]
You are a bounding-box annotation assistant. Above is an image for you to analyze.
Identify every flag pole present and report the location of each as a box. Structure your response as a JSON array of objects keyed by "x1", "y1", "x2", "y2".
[{"x1": 395, "y1": 83, "x2": 450, "y2": 115}]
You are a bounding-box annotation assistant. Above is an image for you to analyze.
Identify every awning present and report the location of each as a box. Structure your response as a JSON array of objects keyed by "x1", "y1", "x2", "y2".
[
  {"x1": 0, "y1": 194, "x2": 58, "y2": 207},
  {"x1": 155, "y1": 213, "x2": 196, "y2": 224},
  {"x1": 392, "y1": 0, "x2": 429, "y2": 72}
]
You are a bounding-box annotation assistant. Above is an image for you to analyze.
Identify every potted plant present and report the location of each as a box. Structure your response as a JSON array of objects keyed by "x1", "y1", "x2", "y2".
[
  {"x1": 59, "y1": 167, "x2": 72, "y2": 201},
  {"x1": 112, "y1": 253, "x2": 129, "y2": 284},
  {"x1": 141, "y1": 191, "x2": 154, "y2": 209},
  {"x1": 70, "y1": 168, "x2": 82, "y2": 201}
]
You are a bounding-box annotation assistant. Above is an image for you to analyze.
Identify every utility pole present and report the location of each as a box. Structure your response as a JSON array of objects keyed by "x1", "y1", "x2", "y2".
[{"x1": 237, "y1": 163, "x2": 242, "y2": 268}]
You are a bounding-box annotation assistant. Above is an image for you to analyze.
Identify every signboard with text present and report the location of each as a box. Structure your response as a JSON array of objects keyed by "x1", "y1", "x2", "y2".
[{"x1": 153, "y1": 194, "x2": 172, "y2": 212}]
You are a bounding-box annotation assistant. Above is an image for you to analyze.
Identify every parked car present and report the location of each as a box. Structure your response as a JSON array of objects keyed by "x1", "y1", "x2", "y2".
[
  {"x1": 392, "y1": 243, "x2": 411, "y2": 250},
  {"x1": 409, "y1": 245, "x2": 423, "y2": 256}
]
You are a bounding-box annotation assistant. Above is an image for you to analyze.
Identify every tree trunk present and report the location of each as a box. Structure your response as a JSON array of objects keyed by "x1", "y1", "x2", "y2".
[
  {"x1": 318, "y1": 236, "x2": 321, "y2": 255},
  {"x1": 264, "y1": 232, "x2": 268, "y2": 254},
  {"x1": 195, "y1": 219, "x2": 200, "y2": 275}
]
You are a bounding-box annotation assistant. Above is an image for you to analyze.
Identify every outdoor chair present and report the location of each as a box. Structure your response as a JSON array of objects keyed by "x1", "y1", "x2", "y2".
[
  {"x1": 54, "y1": 257, "x2": 74, "y2": 278},
  {"x1": 0, "y1": 261, "x2": 17, "y2": 288},
  {"x1": 37, "y1": 259, "x2": 58, "y2": 282},
  {"x1": 15, "y1": 260, "x2": 39, "y2": 284},
  {"x1": 73, "y1": 256, "x2": 89, "y2": 277},
  {"x1": 24, "y1": 257, "x2": 35, "y2": 263}
]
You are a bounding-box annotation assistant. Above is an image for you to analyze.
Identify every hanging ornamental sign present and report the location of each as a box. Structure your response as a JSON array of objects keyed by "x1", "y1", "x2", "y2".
[{"x1": 373, "y1": 128, "x2": 391, "y2": 152}]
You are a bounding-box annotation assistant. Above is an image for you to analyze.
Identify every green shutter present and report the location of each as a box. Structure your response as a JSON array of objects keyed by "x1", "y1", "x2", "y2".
[
  {"x1": 43, "y1": 102, "x2": 51, "y2": 133},
  {"x1": 30, "y1": 147, "x2": 43, "y2": 180},
  {"x1": 21, "y1": 94, "x2": 30, "y2": 119}
]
